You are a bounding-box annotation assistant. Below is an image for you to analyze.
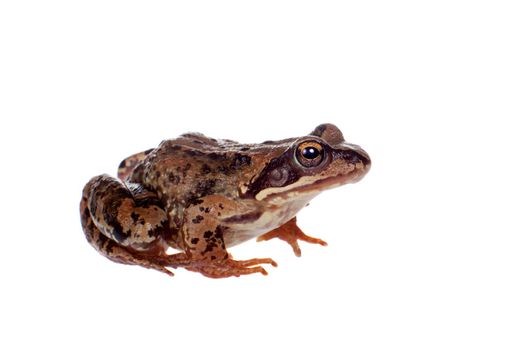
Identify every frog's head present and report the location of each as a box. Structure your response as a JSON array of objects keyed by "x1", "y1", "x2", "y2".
[{"x1": 244, "y1": 123, "x2": 371, "y2": 202}]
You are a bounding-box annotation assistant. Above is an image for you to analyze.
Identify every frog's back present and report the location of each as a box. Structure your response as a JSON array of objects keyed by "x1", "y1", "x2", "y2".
[
  {"x1": 131, "y1": 135, "x2": 253, "y2": 205},
  {"x1": 123, "y1": 132, "x2": 294, "y2": 206}
]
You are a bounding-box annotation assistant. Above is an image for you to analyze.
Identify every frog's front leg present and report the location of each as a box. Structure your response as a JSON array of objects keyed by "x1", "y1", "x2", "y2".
[
  {"x1": 80, "y1": 174, "x2": 190, "y2": 275},
  {"x1": 256, "y1": 217, "x2": 327, "y2": 257},
  {"x1": 177, "y1": 196, "x2": 277, "y2": 278}
]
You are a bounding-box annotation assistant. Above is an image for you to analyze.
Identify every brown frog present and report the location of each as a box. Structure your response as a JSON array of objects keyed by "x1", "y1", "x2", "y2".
[{"x1": 80, "y1": 123, "x2": 371, "y2": 278}]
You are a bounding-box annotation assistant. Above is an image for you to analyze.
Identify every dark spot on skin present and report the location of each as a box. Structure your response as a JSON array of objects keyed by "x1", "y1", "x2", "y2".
[
  {"x1": 155, "y1": 171, "x2": 161, "y2": 178},
  {"x1": 207, "y1": 152, "x2": 228, "y2": 161},
  {"x1": 103, "y1": 239, "x2": 119, "y2": 255},
  {"x1": 110, "y1": 223, "x2": 127, "y2": 242},
  {"x1": 186, "y1": 179, "x2": 216, "y2": 205},
  {"x1": 231, "y1": 154, "x2": 251, "y2": 169},
  {"x1": 97, "y1": 192, "x2": 130, "y2": 243},
  {"x1": 182, "y1": 163, "x2": 192, "y2": 177},
  {"x1": 223, "y1": 211, "x2": 262, "y2": 224},
  {"x1": 214, "y1": 225, "x2": 225, "y2": 239},
  {"x1": 144, "y1": 149, "x2": 153, "y2": 155},
  {"x1": 195, "y1": 180, "x2": 216, "y2": 197},
  {"x1": 262, "y1": 140, "x2": 279, "y2": 145},
  {"x1": 82, "y1": 207, "x2": 90, "y2": 221},
  {"x1": 189, "y1": 198, "x2": 204, "y2": 206},
  {"x1": 201, "y1": 164, "x2": 212, "y2": 174},
  {"x1": 135, "y1": 196, "x2": 163, "y2": 208},
  {"x1": 118, "y1": 159, "x2": 126, "y2": 170},
  {"x1": 201, "y1": 227, "x2": 227, "y2": 255},
  {"x1": 184, "y1": 149, "x2": 204, "y2": 157},
  {"x1": 170, "y1": 145, "x2": 182, "y2": 151},
  {"x1": 96, "y1": 231, "x2": 106, "y2": 247},
  {"x1": 131, "y1": 212, "x2": 140, "y2": 223},
  {"x1": 191, "y1": 238, "x2": 199, "y2": 244},
  {"x1": 217, "y1": 165, "x2": 230, "y2": 174},
  {"x1": 240, "y1": 147, "x2": 250, "y2": 151},
  {"x1": 168, "y1": 172, "x2": 180, "y2": 184},
  {"x1": 211, "y1": 256, "x2": 216, "y2": 260},
  {"x1": 192, "y1": 215, "x2": 204, "y2": 224},
  {"x1": 169, "y1": 215, "x2": 182, "y2": 237},
  {"x1": 147, "y1": 219, "x2": 168, "y2": 238},
  {"x1": 219, "y1": 204, "x2": 224, "y2": 210},
  {"x1": 204, "y1": 207, "x2": 210, "y2": 213},
  {"x1": 203, "y1": 242, "x2": 217, "y2": 254},
  {"x1": 199, "y1": 207, "x2": 204, "y2": 212},
  {"x1": 192, "y1": 139, "x2": 204, "y2": 144}
]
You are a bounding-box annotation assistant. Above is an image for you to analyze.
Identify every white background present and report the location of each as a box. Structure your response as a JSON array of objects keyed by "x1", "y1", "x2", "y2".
[{"x1": 1, "y1": 1, "x2": 524, "y2": 349}]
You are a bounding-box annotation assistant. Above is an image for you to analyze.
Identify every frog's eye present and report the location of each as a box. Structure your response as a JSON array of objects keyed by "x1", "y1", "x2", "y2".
[{"x1": 296, "y1": 141, "x2": 324, "y2": 168}]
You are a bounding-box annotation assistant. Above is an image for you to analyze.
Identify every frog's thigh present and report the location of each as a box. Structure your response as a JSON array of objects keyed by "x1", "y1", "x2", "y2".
[
  {"x1": 83, "y1": 174, "x2": 168, "y2": 250},
  {"x1": 80, "y1": 176, "x2": 173, "y2": 275},
  {"x1": 117, "y1": 149, "x2": 153, "y2": 180}
]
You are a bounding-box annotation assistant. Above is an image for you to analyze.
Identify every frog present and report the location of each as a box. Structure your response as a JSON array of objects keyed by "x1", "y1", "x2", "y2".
[{"x1": 79, "y1": 123, "x2": 371, "y2": 278}]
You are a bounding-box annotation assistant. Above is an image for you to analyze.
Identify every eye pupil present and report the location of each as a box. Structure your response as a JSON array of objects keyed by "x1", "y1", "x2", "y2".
[
  {"x1": 295, "y1": 141, "x2": 325, "y2": 168},
  {"x1": 302, "y1": 147, "x2": 320, "y2": 159}
]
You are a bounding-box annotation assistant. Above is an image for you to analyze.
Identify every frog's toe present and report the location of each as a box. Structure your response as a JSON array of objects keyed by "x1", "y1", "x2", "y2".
[
  {"x1": 228, "y1": 265, "x2": 269, "y2": 277},
  {"x1": 233, "y1": 257, "x2": 278, "y2": 268},
  {"x1": 105, "y1": 248, "x2": 176, "y2": 276},
  {"x1": 185, "y1": 257, "x2": 277, "y2": 278},
  {"x1": 257, "y1": 217, "x2": 327, "y2": 257}
]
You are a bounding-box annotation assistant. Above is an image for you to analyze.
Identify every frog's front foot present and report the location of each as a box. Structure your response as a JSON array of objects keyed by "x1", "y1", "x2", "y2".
[
  {"x1": 257, "y1": 217, "x2": 327, "y2": 257},
  {"x1": 183, "y1": 257, "x2": 278, "y2": 279}
]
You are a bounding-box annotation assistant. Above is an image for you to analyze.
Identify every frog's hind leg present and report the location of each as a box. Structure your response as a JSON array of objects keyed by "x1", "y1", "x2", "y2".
[
  {"x1": 117, "y1": 148, "x2": 153, "y2": 180},
  {"x1": 80, "y1": 174, "x2": 188, "y2": 275},
  {"x1": 256, "y1": 217, "x2": 327, "y2": 257},
  {"x1": 80, "y1": 201, "x2": 173, "y2": 275}
]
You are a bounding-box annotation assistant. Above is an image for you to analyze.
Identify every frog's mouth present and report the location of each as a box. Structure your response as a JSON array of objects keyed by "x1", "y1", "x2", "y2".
[{"x1": 255, "y1": 162, "x2": 369, "y2": 201}]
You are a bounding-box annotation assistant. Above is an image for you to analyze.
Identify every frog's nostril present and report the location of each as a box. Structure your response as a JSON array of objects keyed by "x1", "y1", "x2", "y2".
[
  {"x1": 356, "y1": 149, "x2": 371, "y2": 168},
  {"x1": 344, "y1": 143, "x2": 370, "y2": 167}
]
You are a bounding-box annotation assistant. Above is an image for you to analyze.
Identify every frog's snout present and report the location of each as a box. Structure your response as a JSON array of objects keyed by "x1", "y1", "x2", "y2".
[
  {"x1": 355, "y1": 147, "x2": 371, "y2": 170},
  {"x1": 341, "y1": 143, "x2": 371, "y2": 171}
]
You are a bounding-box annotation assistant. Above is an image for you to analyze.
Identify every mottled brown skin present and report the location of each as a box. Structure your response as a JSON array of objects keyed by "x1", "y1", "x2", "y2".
[{"x1": 80, "y1": 123, "x2": 371, "y2": 278}]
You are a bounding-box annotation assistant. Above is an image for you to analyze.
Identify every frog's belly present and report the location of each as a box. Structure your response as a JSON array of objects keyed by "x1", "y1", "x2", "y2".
[{"x1": 223, "y1": 195, "x2": 315, "y2": 247}]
